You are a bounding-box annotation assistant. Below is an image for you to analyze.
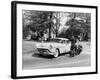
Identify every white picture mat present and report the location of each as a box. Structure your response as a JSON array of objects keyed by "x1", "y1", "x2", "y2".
[{"x1": 17, "y1": 4, "x2": 96, "y2": 77}]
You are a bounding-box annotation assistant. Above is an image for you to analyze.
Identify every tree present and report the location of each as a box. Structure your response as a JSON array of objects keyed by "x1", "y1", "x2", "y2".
[
  {"x1": 64, "y1": 12, "x2": 91, "y2": 40},
  {"x1": 22, "y1": 10, "x2": 54, "y2": 39}
]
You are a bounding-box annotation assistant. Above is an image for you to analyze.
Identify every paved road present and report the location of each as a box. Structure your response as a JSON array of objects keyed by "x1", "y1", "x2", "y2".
[{"x1": 22, "y1": 40, "x2": 91, "y2": 70}]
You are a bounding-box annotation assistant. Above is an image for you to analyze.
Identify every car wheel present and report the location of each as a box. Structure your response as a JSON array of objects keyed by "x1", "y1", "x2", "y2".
[{"x1": 53, "y1": 49, "x2": 59, "y2": 58}]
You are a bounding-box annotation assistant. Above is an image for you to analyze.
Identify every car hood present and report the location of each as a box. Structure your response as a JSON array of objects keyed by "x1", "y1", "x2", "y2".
[{"x1": 36, "y1": 42, "x2": 60, "y2": 49}]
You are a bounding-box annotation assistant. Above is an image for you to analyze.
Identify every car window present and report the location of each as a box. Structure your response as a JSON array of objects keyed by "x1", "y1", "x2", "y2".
[
  {"x1": 50, "y1": 39, "x2": 61, "y2": 43},
  {"x1": 60, "y1": 40, "x2": 70, "y2": 44},
  {"x1": 59, "y1": 40, "x2": 64, "y2": 43},
  {"x1": 65, "y1": 40, "x2": 70, "y2": 43},
  {"x1": 50, "y1": 38, "x2": 70, "y2": 43}
]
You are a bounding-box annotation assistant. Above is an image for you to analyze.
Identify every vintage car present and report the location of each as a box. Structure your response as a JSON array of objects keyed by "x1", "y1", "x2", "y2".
[{"x1": 34, "y1": 38, "x2": 82, "y2": 58}]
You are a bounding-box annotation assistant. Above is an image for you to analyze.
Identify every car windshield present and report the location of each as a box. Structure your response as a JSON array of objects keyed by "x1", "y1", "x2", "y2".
[
  {"x1": 50, "y1": 38, "x2": 69, "y2": 43},
  {"x1": 49, "y1": 38, "x2": 61, "y2": 43}
]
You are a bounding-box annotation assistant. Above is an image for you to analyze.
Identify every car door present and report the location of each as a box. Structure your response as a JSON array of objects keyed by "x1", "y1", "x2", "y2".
[
  {"x1": 58, "y1": 40, "x2": 67, "y2": 53},
  {"x1": 64, "y1": 40, "x2": 71, "y2": 52}
]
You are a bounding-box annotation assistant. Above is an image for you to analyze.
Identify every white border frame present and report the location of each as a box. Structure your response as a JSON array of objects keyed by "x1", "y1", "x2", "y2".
[{"x1": 15, "y1": 3, "x2": 97, "y2": 77}]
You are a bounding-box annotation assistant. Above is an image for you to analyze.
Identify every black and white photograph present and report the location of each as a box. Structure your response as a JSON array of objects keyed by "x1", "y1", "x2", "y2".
[
  {"x1": 11, "y1": 1, "x2": 97, "y2": 79},
  {"x1": 22, "y1": 10, "x2": 91, "y2": 69}
]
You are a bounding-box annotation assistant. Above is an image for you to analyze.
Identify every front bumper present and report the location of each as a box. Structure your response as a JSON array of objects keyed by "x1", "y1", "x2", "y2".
[{"x1": 34, "y1": 48, "x2": 54, "y2": 56}]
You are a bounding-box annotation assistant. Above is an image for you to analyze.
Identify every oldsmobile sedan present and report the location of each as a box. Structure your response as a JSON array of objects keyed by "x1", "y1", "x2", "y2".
[{"x1": 34, "y1": 38, "x2": 82, "y2": 58}]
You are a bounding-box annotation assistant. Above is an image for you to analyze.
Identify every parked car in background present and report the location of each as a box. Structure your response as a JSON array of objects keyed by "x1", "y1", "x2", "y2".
[{"x1": 34, "y1": 38, "x2": 82, "y2": 58}]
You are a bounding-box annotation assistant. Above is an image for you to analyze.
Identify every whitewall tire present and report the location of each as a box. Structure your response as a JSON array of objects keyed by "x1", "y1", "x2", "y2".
[{"x1": 53, "y1": 49, "x2": 59, "y2": 58}]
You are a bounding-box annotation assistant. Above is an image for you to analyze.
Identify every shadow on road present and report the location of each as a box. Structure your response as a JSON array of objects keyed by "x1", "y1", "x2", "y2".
[
  {"x1": 32, "y1": 52, "x2": 71, "y2": 59},
  {"x1": 32, "y1": 54, "x2": 54, "y2": 59}
]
